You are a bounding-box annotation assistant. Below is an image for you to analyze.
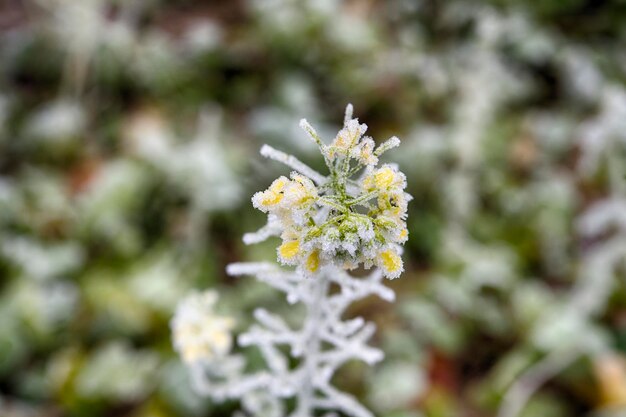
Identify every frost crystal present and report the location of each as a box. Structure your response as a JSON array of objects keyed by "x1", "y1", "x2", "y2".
[{"x1": 172, "y1": 105, "x2": 409, "y2": 417}]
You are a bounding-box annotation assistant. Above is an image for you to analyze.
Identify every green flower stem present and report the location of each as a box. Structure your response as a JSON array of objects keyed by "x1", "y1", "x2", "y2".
[{"x1": 346, "y1": 191, "x2": 378, "y2": 207}]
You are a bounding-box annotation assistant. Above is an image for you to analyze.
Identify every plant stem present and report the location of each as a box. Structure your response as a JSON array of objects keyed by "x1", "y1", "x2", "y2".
[{"x1": 294, "y1": 271, "x2": 329, "y2": 417}]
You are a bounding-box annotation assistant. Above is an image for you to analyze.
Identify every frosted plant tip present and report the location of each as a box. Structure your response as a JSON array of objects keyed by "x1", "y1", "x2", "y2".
[{"x1": 251, "y1": 105, "x2": 411, "y2": 279}]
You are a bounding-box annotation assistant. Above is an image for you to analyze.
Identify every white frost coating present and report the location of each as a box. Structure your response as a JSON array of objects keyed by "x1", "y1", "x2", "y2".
[
  {"x1": 260, "y1": 144, "x2": 326, "y2": 184},
  {"x1": 299, "y1": 119, "x2": 325, "y2": 149},
  {"x1": 242, "y1": 221, "x2": 282, "y2": 245},
  {"x1": 226, "y1": 262, "x2": 277, "y2": 276},
  {"x1": 344, "y1": 103, "x2": 353, "y2": 126},
  {"x1": 374, "y1": 136, "x2": 401, "y2": 156},
  {"x1": 184, "y1": 264, "x2": 391, "y2": 417}
]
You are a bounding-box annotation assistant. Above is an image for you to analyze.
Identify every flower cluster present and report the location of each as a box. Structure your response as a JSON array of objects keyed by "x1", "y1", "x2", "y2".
[
  {"x1": 252, "y1": 105, "x2": 411, "y2": 278},
  {"x1": 170, "y1": 290, "x2": 235, "y2": 364}
]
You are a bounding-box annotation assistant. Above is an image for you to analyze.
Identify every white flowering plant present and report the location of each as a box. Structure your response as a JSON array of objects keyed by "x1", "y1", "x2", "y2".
[{"x1": 172, "y1": 105, "x2": 410, "y2": 417}]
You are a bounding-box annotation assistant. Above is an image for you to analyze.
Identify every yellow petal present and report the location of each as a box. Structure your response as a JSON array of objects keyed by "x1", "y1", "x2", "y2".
[
  {"x1": 305, "y1": 251, "x2": 320, "y2": 273},
  {"x1": 379, "y1": 249, "x2": 403, "y2": 278},
  {"x1": 260, "y1": 190, "x2": 283, "y2": 206},
  {"x1": 374, "y1": 168, "x2": 395, "y2": 189},
  {"x1": 279, "y1": 240, "x2": 300, "y2": 260},
  {"x1": 263, "y1": 178, "x2": 288, "y2": 205}
]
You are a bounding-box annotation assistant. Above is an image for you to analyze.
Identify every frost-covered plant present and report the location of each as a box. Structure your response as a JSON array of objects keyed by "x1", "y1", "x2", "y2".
[
  {"x1": 172, "y1": 105, "x2": 409, "y2": 417},
  {"x1": 252, "y1": 105, "x2": 409, "y2": 279},
  {"x1": 496, "y1": 76, "x2": 626, "y2": 417},
  {"x1": 171, "y1": 290, "x2": 236, "y2": 364}
]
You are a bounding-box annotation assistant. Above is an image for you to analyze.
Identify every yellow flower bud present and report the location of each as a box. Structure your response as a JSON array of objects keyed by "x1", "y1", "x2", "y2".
[
  {"x1": 374, "y1": 167, "x2": 395, "y2": 189},
  {"x1": 305, "y1": 251, "x2": 320, "y2": 273},
  {"x1": 279, "y1": 240, "x2": 300, "y2": 261},
  {"x1": 378, "y1": 249, "x2": 403, "y2": 279}
]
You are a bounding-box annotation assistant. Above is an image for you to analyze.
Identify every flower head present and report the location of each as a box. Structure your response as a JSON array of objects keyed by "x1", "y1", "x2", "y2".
[
  {"x1": 171, "y1": 290, "x2": 235, "y2": 363},
  {"x1": 251, "y1": 105, "x2": 410, "y2": 279}
]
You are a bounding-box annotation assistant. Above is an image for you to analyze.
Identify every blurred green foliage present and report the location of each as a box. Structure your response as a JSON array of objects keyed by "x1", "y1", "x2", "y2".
[{"x1": 0, "y1": 0, "x2": 625, "y2": 416}]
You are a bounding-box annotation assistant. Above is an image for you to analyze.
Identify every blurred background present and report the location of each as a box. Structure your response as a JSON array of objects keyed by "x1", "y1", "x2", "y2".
[{"x1": 1, "y1": 0, "x2": 626, "y2": 416}]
